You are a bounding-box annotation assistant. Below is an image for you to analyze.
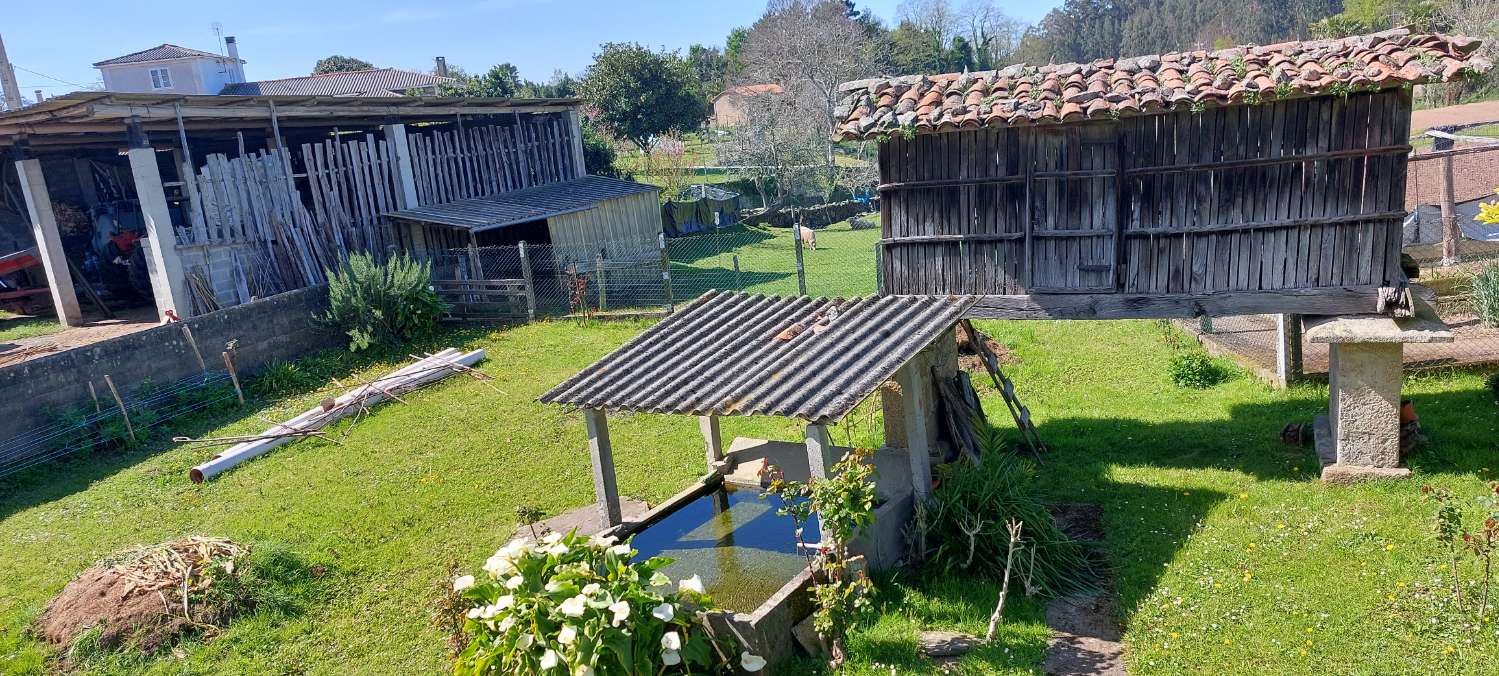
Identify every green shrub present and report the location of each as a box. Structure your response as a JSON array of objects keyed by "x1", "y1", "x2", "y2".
[
  {"x1": 924, "y1": 426, "x2": 1094, "y2": 597},
  {"x1": 1167, "y1": 351, "x2": 1229, "y2": 388},
  {"x1": 451, "y1": 531, "x2": 761, "y2": 675},
  {"x1": 1472, "y1": 265, "x2": 1499, "y2": 328},
  {"x1": 317, "y1": 252, "x2": 443, "y2": 352}
]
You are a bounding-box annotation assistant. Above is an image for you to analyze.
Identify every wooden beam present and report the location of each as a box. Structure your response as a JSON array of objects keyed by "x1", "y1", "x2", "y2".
[
  {"x1": 965, "y1": 287, "x2": 1384, "y2": 320},
  {"x1": 583, "y1": 408, "x2": 622, "y2": 527}
]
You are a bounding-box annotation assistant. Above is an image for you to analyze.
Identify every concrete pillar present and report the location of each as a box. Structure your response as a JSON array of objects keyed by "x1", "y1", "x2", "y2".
[
  {"x1": 805, "y1": 423, "x2": 836, "y2": 482},
  {"x1": 895, "y1": 360, "x2": 933, "y2": 500},
  {"x1": 1326, "y1": 343, "x2": 1404, "y2": 472},
  {"x1": 583, "y1": 408, "x2": 622, "y2": 527},
  {"x1": 699, "y1": 414, "x2": 724, "y2": 470},
  {"x1": 382, "y1": 122, "x2": 420, "y2": 210},
  {"x1": 1274, "y1": 313, "x2": 1303, "y2": 388},
  {"x1": 14, "y1": 157, "x2": 82, "y2": 326},
  {"x1": 126, "y1": 120, "x2": 191, "y2": 320}
]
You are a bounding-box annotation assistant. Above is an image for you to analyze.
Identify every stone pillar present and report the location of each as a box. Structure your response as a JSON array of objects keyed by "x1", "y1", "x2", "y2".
[
  {"x1": 805, "y1": 423, "x2": 835, "y2": 481},
  {"x1": 882, "y1": 327, "x2": 955, "y2": 455},
  {"x1": 699, "y1": 414, "x2": 724, "y2": 470},
  {"x1": 1274, "y1": 313, "x2": 1303, "y2": 388},
  {"x1": 895, "y1": 360, "x2": 933, "y2": 500},
  {"x1": 14, "y1": 156, "x2": 83, "y2": 326},
  {"x1": 583, "y1": 408, "x2": 622, "y2": 527},
  {"x1": 126, "y1": 119, "x2": 191, "y2": 321}
]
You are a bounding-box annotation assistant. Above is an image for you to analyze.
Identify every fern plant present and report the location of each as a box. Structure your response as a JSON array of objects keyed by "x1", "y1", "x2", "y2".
[{"x1": 317, "y1": 252, "x2": 444, "y2": 352}]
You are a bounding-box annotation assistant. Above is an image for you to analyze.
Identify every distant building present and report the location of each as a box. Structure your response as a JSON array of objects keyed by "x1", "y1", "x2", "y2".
[
  {"x1": 93, "y1": 40, "x2": 246, "y2": 95},
  {"x1": 221, "y1": 68, "x2": 454, "y2": 97},
  {"x1": 711, "y1": 84, "x2": 783, "y2": 127}
]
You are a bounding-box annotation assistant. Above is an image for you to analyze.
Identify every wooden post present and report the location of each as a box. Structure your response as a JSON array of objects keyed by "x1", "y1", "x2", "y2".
[
  {"x1": 1440, "y1": 154, "x2": 1459, "y2": 266},
  {"x1": 595, "y1": 253, "x2": 608, "y2": 311},
  {"x1": 103, "y1": 374, "x2": 136, "y2": 443},
  {"x1": 875, "y1": 241, "x2": 884, "y2": 294},
  {"x1": 565, "y1": 108, "x2": 588, "y2": 180},
  {"x1": 1275, "y1": 313, "x2": 1304, "y2": 388},
  {"x1": 88, "y1": 381, "x2": 102, "y2": 413},
  {"x1": 126, "y1": 118, "x2": 191, "y2": 321},
  {"x1": 732, "y1": 254, "x2": 741, "y2": 290},
  {"x1": 383, "y1": 122, "x2": 421, "y2": 210},
  {"x1": 658, "y1": 233, "x2": 674, "y2": 314},
  {"x1": 180, "y1": 324, "x2": 207, "y2": 374},
  {"x1": 222, "y1": 351, "x2": 245, "y2": 405},
  {"x1": 895, "y1": 361, "x2": 934, "y2": 500},
  {"x1": 793, "y1": 221, "x2": 808, "y2": 296},
  {"x1": 519, "y1": 241, "x2": 537, "y2": 321},
  {"x1": 466, "y1": 232, "x2": 482, "y2": 280},
  {"x1": 583, "y1": 408, "x2": 622, "y2": 527},
  {"x1": 14, "y1": 155, "x2": 82, "y2": 326},
  {"x1": 699, "y1": 414, "x2": 724, "y2": 470}
]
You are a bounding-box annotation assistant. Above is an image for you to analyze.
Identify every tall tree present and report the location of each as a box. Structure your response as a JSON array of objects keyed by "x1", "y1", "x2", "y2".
[
  {"x1": 440, "y1": 63, "x2": 523, "y2": 97},
  {"x1": 686, "y1": 44, "x2": 729, "y2": 98},
  {"x1": 313, "y1": 55, "x2": 374, "y2": 74},
  {"x1": 742, "y1": 0, "x2": 884, "y2": 199},
  {"x1": 579, "y1": 43, "x2": 709, "y2": 152},
  {"x1": 725, "y1": 27, "x2": 750, "y2": 80}
]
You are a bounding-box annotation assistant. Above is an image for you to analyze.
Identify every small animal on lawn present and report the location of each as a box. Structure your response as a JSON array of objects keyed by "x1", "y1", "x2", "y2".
[{"x1": 797, "y1": 224, "x2": 817, "y2": 250}]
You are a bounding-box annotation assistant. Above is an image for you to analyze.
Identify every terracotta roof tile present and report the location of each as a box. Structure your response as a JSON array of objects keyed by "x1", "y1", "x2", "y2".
[{"x1": 835, "y1": 29, "x2": 1489, "y2": 140}]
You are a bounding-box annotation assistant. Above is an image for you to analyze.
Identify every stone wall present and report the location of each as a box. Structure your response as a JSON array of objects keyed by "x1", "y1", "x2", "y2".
[
  {"x1": 176, "y1": 240, "x2": 261, "y2": 308},
  {"x1": 0, "y1": 285, "x2": 336, "y2": 445}
]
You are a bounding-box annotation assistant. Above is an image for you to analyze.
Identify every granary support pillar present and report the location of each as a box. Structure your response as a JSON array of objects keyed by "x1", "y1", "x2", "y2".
[
  {"x1": 1304, "y1": 303, "x2": 1452, "y2": 484},
  {"x1": 125, "y1": 118, "x2": 191, "y2": 321},
  {"x1": 699, "y1": 414, "x2": 724, "y2": 470},
  {"x1": 13, "y1": 150, "x2": 83, "y2": 326},
  {"x1": 805, "y1": 423, "x2": 836, "y2": 481},
  {"x1": 894, "y1": 360, "x2": 934, "y2": 500},
  {"x1": 583, "y1": 408, "x2": 622, "y2": 527}
]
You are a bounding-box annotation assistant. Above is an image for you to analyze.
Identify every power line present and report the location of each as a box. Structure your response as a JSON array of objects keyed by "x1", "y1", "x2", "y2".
[{"x1": 12, "y1": 64, "x2": 95, "y2": 89}]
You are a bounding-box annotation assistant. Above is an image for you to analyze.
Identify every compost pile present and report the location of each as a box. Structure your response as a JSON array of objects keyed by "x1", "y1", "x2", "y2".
[
  {"x1": 956, "y1": 328, "x2": 1016, "y2": 373},
  {"x1": 35, "y1": 537, "x2": 247, "y2": 652}
]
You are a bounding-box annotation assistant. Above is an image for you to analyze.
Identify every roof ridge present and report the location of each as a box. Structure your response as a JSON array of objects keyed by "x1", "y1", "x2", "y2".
[{"x1": 93, "y1": 43, "x2": 226, "y2": 67}]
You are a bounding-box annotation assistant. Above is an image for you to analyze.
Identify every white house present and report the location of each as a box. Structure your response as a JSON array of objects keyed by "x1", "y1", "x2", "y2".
[{"x1": 92, "y1": 39, "x2": 246, "y2": 95}]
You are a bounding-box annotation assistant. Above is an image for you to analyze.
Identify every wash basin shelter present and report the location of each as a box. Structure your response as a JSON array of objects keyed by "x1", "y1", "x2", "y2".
[{"x1": 539, "y1": 290, "x2": 974, "y2": 530}]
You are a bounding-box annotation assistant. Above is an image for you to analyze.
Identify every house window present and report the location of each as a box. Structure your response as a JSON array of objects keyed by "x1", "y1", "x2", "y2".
[{"x1": 149, "y1": 67, "x2": 173, "y2": 90}]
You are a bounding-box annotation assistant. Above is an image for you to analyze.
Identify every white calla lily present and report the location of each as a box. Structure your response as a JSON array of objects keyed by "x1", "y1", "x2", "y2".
[
  {"x1": 452, "y1": 574, "x2": 475, "y2": 591},
  {"x1": 559, "y1": 594, "x2": 588, "y2": 617},
  {"x1": 741, "y1": 651, "x2": 767, "y2": 671},
  {"x1": 651, "y1": 602, "x2": 675, "y2": 622},
  {"x1": 540, "y1": 649, "x2": 560, "y2": 669},
  {"x1": 608, "y1": 600, "x2": 631, "y2": 626},
  {"x1": 678, "y1": 574, "x2": 705, "y2": 595},
  {"x1": 661, "y1": 631, "x2": 682, "y2": 651},
  {"x1": 558, "y1": 624, "x2": 577, "y2": 644},
  {"x1": 661, "y1": 648, "x2": 682, "y2": 665},
  {"x1": 506, "y1": 574, "x2": 525, "y2": 590}
]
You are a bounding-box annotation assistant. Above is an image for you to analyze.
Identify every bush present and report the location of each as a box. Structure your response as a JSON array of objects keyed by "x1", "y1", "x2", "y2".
[
  {"x1": 924, "y1": 433, "x2": 1094, "y2": 597},
  {"x1": 317, "y1": 252, "x2": 444, "y2": 352},
  {"x1": 451, "y1": 531, "x2": 762, "y2": 675},
  {"x1": 1486, "y1": 371, "x2": 1499, "y2": 402},
  {"x1": 1167, "y1": 351, "x2": 1229, "y2": 389},
  {"x1": 1472, "y1": 265, "x2": 1499, "y2": 328}
]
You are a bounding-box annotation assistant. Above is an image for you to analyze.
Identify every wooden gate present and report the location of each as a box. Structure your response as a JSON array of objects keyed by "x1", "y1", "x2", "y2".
[{"x1": 432, "y1": 279, "x2": 531, "y2": 324}]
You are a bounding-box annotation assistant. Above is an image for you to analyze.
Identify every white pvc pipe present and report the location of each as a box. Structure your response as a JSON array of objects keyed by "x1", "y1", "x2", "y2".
[{"x1": 190, "y1": 348, "x2": 485, "y2": 483}]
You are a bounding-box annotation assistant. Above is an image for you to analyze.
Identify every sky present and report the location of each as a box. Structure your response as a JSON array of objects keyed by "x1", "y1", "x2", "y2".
[{"x1": 2, "y1": 0, "x2": 1062, "y2": 97}]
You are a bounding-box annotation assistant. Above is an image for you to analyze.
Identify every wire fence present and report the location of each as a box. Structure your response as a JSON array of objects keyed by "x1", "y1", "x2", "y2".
[
  {"x1": 0, "y1": 370, "x2": 241, "y2": 480},
  {"x1": 432, "y1": 223, "x2": 883, "y2": 319}
]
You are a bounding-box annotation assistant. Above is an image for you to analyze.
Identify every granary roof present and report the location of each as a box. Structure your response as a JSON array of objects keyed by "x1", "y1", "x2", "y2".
[
  {"x1": 93, "y1": 44, "x2": 236, "y2": 67},
  {"x1": 220, "y1": 68, "x2": 455, "y2": 97},
  {"x1": 384, "y1": 176, "x2": 658, "y2": 232},
  {"x1": 539, "y1": 291, "x2": 976, "y2": 424},
  {"x1": 835, "y1": 28, "x2": 1489, "y2": 140}
]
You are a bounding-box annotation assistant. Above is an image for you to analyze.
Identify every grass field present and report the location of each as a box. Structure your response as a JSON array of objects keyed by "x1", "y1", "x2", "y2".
[
  {"x1": 669, "y1": 220, "x2": 880, "y2": 299},
  {"x1": 2, "y1": 316, "x2": 1497, "y2": 674},
  {"x1": 0, "y1": 313, "x2": 63, "y2": 343}
]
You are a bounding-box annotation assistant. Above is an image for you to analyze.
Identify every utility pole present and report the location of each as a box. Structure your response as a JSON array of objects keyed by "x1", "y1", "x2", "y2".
[{"x1": 0, "y1": 33, "x2": 23, "y2": 111}]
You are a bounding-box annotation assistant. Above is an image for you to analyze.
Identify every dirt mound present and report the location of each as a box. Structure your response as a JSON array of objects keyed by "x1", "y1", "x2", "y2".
[
  {"x1": 35, "y1": 537, "x2": 245, "y2": 653},
  {"x1": 956, "y1": 327, "x2": 1017, "y2": 373}
]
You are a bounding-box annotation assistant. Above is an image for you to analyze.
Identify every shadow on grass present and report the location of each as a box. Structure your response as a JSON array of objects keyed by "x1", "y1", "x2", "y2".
[
  {"x1": 669, "y1": 265, "x2": 794, "y2": 299},
  {"x1": 665, "y1": 226, "x2": 776, "y2": 265},
  {"x1": 0, "y1": 324, "x2": 496, "y2": 522}
]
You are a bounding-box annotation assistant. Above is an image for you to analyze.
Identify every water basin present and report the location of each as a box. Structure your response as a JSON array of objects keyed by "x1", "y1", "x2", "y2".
[{"x1": 631, "y1": 484, "x2": 819, "y2": 613}]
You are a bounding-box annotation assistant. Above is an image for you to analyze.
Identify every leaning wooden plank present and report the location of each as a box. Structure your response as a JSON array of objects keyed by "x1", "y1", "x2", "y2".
[{"x1": 188, "y1": 348, "x2": 483, "y2": 482}]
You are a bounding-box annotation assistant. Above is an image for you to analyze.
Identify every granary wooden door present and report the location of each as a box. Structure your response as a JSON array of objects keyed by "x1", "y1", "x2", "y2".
[{"x1": 1024, "y1": 124, "x2": 1121, "y2": 293}]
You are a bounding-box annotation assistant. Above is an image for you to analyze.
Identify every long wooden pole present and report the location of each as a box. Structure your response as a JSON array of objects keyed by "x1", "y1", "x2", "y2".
[{"x1": 103, "y1": 375, "x2": 136, "y2": 443}]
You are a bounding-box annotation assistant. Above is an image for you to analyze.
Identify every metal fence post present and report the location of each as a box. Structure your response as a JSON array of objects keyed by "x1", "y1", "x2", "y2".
[
  {"x1": 659, "y1": 233, "x2": 674, "y2": 314},
  {"x1": 793, "y1": 219, "x2": 808, "y2": 296},
  {"x1": 519, "y1": 241, "x2": 536, "y2": 321},
  {"x1": 595, "y1": 253, "x2": 608, "y2": 312},
  {"x1": 732, "y1": 254, "x2": 741, "y2": 291}
]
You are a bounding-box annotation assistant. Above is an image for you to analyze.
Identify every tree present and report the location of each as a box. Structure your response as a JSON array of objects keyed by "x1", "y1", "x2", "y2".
[
  {"x1": 579, "y1": 42, "x2": 709, "y2": 152},
  {"x1": 440, "y1": 63, "x2": 523, "y2": 97},
  {"x1": 313, "y1": 55, "x2": 374, "y2": 74},
  {"x1": 714, "y1": 91, "x2": 824, "y2": 208},
  {"x1": 725, "y1": 27, "x2": 750, "y2": 79},
  {"x1": 580, "y1": 116, "x2": 624, "y2": 179},
  {"x1": 686, "y1": 44, "x2": 729, "y2": 98},
  {"x1": 742, "y1": 0, "x2": 884, "y2": 199}
]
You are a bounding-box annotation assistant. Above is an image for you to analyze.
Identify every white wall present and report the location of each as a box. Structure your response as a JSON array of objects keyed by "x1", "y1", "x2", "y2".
[{"x1": 99, "y1": 57, "x2": 237, "y2": 94}]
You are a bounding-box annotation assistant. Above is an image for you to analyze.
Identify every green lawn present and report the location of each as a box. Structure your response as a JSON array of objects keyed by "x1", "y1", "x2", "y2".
[
  {"x1": 1, "y1": 316, "x2": 1497, "y2": 674},
  {"x1": 670, "y1": 221, "x2": 880, "y2": 299},
  {"x1": 0, "y1": 313, "x2": 63, "y2": 342}
]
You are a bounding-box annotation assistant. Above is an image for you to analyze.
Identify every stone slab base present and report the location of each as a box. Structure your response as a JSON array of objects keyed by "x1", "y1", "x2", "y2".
[
  {"x1": 1321, "y1": 463, "x2": 1412, "y2": 485},
  {"x1": 512, "y1": 499, "x2": 650, "y2": 542}
]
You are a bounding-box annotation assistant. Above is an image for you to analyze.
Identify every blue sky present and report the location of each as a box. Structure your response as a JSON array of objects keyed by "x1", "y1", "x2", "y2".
[{"x1": 3, "y1": 1, "x2": 1061, "y2": 96}]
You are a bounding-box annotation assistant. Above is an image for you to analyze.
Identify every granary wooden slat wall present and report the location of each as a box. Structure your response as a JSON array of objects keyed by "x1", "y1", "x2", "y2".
[{"x1": 878, "y1": 89, "x2": 1412, "y2": 308}]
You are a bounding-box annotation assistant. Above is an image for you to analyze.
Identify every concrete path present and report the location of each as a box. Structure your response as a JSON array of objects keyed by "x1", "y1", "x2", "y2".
[{"x1": 1412, "y1": 100, "x2": 1499, "y2": 132}]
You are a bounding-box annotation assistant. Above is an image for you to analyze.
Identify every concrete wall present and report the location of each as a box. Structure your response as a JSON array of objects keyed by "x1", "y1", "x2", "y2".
[
  {"x1": 99, "y1": 57, "x2": 233, "y2": 95},
  {"x1": 176, "y1": 240, "x2": 261, "y2": 307},
  {"x1": 0, "y1": 285, "x2": 336, "y2": 445}
]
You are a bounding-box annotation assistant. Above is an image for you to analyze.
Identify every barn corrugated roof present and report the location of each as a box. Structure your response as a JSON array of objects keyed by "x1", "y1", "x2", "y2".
[
  {"x1": 94, "y1": 44, "x2": 234, "y2": 67},
  {"x1": 384, "y1": 176, "x2": 657, "y2": 231},
  {"x1": 835, "y1": 28, "x2": 1489, "y2": 140},
  {"x1": 539, "y1": 291, "x2": 975, "y2": 423},
  {"x1": 220, "y1": 68, "x2": 454, "y2": 96}
]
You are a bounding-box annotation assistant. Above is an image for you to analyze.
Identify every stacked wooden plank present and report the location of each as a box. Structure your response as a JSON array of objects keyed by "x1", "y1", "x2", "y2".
[{"x1": 407, "y1": 114, "x2": 582, "y2": 206}]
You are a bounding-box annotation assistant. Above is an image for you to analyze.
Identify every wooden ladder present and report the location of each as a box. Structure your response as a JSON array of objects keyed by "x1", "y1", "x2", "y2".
[{"x1": 959, "y1": 320, "x2": 1047, "y2": 456}]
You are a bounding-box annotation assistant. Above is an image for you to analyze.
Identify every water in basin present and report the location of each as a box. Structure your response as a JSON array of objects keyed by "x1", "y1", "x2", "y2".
[{"x1": 631, "y1": 484, "x2": 820, "y2": 613}]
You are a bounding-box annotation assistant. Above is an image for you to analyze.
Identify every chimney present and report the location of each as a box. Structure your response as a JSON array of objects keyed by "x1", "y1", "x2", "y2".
[
  {"x1": 434, "y1": 56, "x2": 448, "y2": 78},
  {"x1": 224, "y1": 36, "x2": 244, "y2": 83},
  {"x1": 33, "y1": 89, "x2": 42, "y2": 103}
]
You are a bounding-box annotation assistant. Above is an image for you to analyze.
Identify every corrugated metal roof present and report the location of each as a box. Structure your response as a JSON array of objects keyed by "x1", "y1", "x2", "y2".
[
  {"x1": 94, "y1": 44, "x2": 233, "y2": 67},
  {"x1": 220, "y1": 68, "x2": 455, "y2": 97},
  {"x1": 539, "y1": 291, "x2": 975, "y2": 423},
  {"x1": 385, "y1": 176, "x2": 658, "y2": 231}
]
